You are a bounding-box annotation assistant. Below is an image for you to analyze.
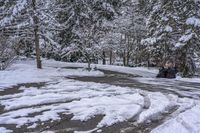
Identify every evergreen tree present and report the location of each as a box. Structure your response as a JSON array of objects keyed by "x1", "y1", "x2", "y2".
[
  {"x1": 59, "y1": 0, "x2": 122, "y2": 69},
  {"x1": 0, "y1": 0, "x2": 65, "y2": 68},
  {"x1": 142, "y1": 0, "x2": 200, "y2": 76}
]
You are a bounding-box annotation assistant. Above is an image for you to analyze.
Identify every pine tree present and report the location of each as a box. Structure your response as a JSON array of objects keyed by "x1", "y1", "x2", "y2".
[
  {"x1": 142, "y1": 0, "x2": 200, "y2": 76},
  {"x1": 101, "y1": 0, "x2": 147, "y2": 66},
  {"x1": 0, "y1": 0, "x2": 65, "y2": 69},
  {"x1": 59, "y1": 0, "x2": 122, "y2": 69},
  {"x1": 176, "y1": 0, "x2": 200, "y2": 76}
]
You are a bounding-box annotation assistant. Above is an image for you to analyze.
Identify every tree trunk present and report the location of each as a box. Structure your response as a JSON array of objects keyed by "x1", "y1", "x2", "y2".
[
  {"x1": 102, "y1": 51, "x2": 106, "y2": 65},
  {"x1": 126, "y1": 35, "x2": 130, "y2": 66},
  {"x1": 32, "y1": 0, "x2": 42, "y2": 69},
  {"x1": 123, "y1": 50, "x2": 126, "y2": 66},
  {"x1": 147, "y1": 53, "x2": 150, "y2": 68},
  {"x1": 109, "y1": 50, "x2": 112, "y2": 65},
  {"x1": 181, "y1": 45, "x2": 195, "y2": 77},
  {"x1": 88, "y1": 61, "x2": 91, "y2": 70},
  {"x1": 127, "y1": 51, "x2": 130, "y2": 66},
  {"x1": 135, "y1": 54, "x2": 138, "y2": 65}
]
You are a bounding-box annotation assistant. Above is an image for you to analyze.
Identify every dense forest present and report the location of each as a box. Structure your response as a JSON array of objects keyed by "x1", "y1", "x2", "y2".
[{"x1": 0, "y1": 0, "x2": 200, "y2": 77}]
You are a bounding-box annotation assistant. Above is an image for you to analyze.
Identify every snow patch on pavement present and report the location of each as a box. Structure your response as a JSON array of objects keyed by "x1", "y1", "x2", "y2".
[
  {"x1": 0, "y1": 77, "x2": 181, "y2": 132},
  {"x1": 0, "y1": 79, "x2": 145, "y2": 128},
  {"x1": 138, "y1": 92, "x2": 172, "y2": 123},
  {"x1": 1, "y1": 77, "x2": 199, "y2": 132},
  {"x1": 0, "y1": 127, "x2": 12, "y2": 133},
  {"x1": 68, "y1": 93, "x2": 143, "y2": 128},
  {"x1": 151, "y1": 105, "x2": 200, "y2": 133}
]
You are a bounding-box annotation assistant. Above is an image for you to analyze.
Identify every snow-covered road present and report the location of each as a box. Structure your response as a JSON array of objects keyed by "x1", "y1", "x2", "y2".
[{"x1": 0, "y1": 59, "x2": 200, "y2": 133}]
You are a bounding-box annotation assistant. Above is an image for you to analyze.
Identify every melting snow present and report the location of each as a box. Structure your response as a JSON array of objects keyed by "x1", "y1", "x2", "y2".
[
  {"x1": 151, "y1": 105, "x2": 200, "y2": 133},
  {"x1": 0, "y1": 127, "x2": 12, "y2": 133},
  {"x1": 0, "y1": 59, "x2": 200, "y2": 133}
]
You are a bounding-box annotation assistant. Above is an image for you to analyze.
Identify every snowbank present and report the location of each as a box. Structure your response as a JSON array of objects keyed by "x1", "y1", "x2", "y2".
[{"x1": 151, "y1": 105, "x2": 200, "y2": 133}]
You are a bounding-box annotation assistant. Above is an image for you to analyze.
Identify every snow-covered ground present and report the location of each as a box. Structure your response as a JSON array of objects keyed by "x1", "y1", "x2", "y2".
[
  {"x1": 43, "y1": 59, "x2": 159, "y2": 78},
  {"x1": 0, "y1": 59, "x2": 200, "y2": 133},
  {"x1": 0, "y1": 59, "x2": 104, "y2": 91}
]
